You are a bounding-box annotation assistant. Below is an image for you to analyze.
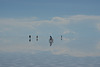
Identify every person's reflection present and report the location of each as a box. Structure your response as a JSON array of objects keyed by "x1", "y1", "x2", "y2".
[
  {"x1": 29, "y1": 39, "x2": 31, "y2": 42},
  {"x1": 49, "y1": 36, "x2": 53, "y2": 46}
]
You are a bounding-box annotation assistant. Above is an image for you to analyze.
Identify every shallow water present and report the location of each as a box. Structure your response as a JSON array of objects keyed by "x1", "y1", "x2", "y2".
[
  {"x1": 0, "y1": 36, "x2": 100, "y2": 67},
  {"x1": 0, "y1": 52, "x2": 100, "y2": 67}
]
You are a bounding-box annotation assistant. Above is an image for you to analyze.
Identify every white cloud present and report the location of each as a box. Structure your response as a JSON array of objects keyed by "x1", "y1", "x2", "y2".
[
  {"x1": 0, "y1": 41, "x2": 100, "y2": 57},
  {"x1": 0, "y1": 43, "x2": 42, "y2": 54},
  {"x1": 0, "y1": 17, "x2": 38, "y2": 30},
  {"x1": 68, "y1": 15, "x2": 100, "y2": 22},
  {"x1": 0, "y1": 28, "x2": 12, "y2": 33},
  {"x1": 0, "y1": 15, "x2": 100, "y2": 32},
  {"x1": 0, "y1": 15, "x2": 100, "y2": 57},
  {"x1": 63, "y1": 30, "x2": 76, "y2": 34},
  {"x1": 96, "y1": 23, "x2": 100, "y2": 31},
  {"x1": 63, "y1": 30, "x2": 71, "y2": 34},
  {"x1": 50, "y1": 17, "x2": 70, "y2": 24},
  {"x1": 96, "y1": 42, "x2": 100, "y2": 50},
  {"x1": 47, "y1": 46, "x2": 100, "y2": 57},
  {"x1": 50, "y1": 46, "x2": 70, "y2": 55}
]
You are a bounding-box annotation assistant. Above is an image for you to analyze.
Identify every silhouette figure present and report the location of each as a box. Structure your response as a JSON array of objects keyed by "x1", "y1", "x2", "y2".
[
  {"x1": 36, "y1": 36, "x2": 38, "y2": 41},
  {"x1": 61, "y1": 35, "x2": 62, "y2": 40},
  {"x1": 49, "y1": 36, "x2": 53, "y2": 46},
  {"x1": 29, "y1": 35, "x2": 31, "y2": 42},
  {"x1": 29, "y1": 35, "x2": 31, "y2": 38}
]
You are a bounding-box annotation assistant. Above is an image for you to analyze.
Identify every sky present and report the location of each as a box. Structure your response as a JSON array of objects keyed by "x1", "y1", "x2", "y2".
[{"x1": 0, "y1": 0, "x2": 100, "y2": 57}]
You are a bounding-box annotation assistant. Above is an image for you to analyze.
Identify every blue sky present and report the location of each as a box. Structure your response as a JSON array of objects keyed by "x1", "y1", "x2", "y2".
[
  {"x1": 0, "y1": 0, "x2": 100, "y2": 57},
  {"x1": 0, "y1": 0, "x2": 100, "y2": 18}
]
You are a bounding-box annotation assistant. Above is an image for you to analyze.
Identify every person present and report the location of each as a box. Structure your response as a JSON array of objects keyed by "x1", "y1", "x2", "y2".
[
  {"x1": 29, "y1": 35, "x2": 31, "y2": 38},
  {"x1": 29, "y1": 35, "x2": 31, "y2": 42},
  {"x1": 36, "y1": 36, "x2": 38, "y2": 41},
  {"x1": 49, "y1": 36, "x2": 53, "y2": 46},
  {"x1": 61, "y1": 35, "x2": 62, "y2": 40}
]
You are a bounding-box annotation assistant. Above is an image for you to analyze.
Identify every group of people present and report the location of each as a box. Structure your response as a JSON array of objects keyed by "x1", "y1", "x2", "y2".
[
  {"x1": 29, "y1": 35, "x2": 38, "y2": 42},
  {"x1": 29, "y1": 35, "x2": 62, "y2": 46}
]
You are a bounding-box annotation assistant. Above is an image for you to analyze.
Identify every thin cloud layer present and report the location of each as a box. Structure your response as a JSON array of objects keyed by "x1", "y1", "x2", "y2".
[{"x1": 0, "y1": 15, "x2": 100, "y2": 32}]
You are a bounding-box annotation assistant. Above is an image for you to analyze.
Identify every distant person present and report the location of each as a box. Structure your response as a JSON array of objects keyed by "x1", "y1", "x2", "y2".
[
  {"x1": 49, "y1": 36, "x2": 53, "y2": 46},
  {"x1": 36, "y1": 36, "x2": 38, "y2": 41},
  {"x1": 61, "y1": 35, "x2": 62, "y2": 40},
  {"x1": 29, "y1": 35, "x2": 31, "y2": 38},
  {"x1": 29, "y1": 35, "x2": 31, "y2": 42}
]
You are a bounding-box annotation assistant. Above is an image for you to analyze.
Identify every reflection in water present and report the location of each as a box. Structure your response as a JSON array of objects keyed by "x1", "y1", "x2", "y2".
[
  {"x1": 1, "y1": 35, "x2": 100, "y2": 67},
  {"x1": 0, "y1": 53, "x2": 100, "y2": 67},
  {"x1": 29, "y1": 39, "x2": 31, "y2": 42}
]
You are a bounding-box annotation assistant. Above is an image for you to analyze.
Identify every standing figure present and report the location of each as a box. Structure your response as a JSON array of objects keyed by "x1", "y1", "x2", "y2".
[
  {"x1": 36, "y1": 36, "x2": 38, "y2": 41},
  {"x1": 49, "y1": 36, "x2": 53, "y2": 46},
  {"x1": 29, "y1": 35, "x2": 31, "y2": 42},
  {"x1": 29, "y1": 35, "x2": 31, "y2": 38},
  {"x1": 61, "y1": 35, "x2": 62, "y2": 40}
]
